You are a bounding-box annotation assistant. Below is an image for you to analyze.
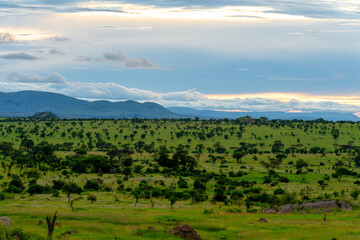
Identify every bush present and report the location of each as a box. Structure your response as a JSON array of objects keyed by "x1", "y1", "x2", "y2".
[
  {"x1": 87, "y1": 194, "x2": 97, "y2": 203},
  {"x1": 84, "y1": 180, "x2": 100, "y2": 191},
  {"x1": 27, "y1": 184, "x2": 46, "y2": 195},
  {"x1": 0, "y1": 192, "x2": 7, "y2": 200},
  {"x1": 274, "y1": 188, "x2": 285, "y2": 195},
  {"x1": 203, "y1": 209, "x2": 214, "y2": 215},
  {"x1": 0, "y1": 226, "x2": 44, "y2": 240},
  {"x1": 177, "y1": 178, "x2": 189, "y2": 188},
  {"x1": 4, "y1": 185, "x2": 22, "y2": 194},
  {"x1": 351, "y1": 189, "x2": 360, "y2": 200},
  {"x1": 225, "y1": 208, "x2": 242, "y2": 213}
]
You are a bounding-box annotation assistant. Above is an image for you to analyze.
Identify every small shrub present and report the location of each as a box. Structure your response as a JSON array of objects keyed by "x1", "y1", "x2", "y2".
[{"x1": 87, "y1": 194, "x2": 97, "y2": 203}]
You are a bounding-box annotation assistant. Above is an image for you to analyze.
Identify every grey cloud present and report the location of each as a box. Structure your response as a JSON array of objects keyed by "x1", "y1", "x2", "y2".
[
  {"x1": 48, "y1": 49, "x2": 64, "y2": 55},
  {"x1": 103, "y1": 50, "x2": 159, "y2": 69},
  {"x1": 0, "y1": 53, "x2": 39, "y2": 61},
  {"x1": 4, "y1": 72, "x2": 66, "y2": 83},
  {"x1": 75, "y1": 55, "x2": 92, "y2": 62},
  {"x1": 53, "y1": 35, "x2": 70, "y2": 41},
  {"x1": 0, "y1": 32, "x2": 15, "y2": 43},
  {"x1": 103, "y1": 51, "x2": 127, "y2": 62},
  {"x1": 124, "y1": 58, "x2": 158, "y2": 69}
]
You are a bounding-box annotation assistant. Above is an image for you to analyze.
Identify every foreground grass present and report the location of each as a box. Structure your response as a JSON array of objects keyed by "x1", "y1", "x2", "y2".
[{"x1": 1, "y1": 196, "x2": 359, "y2": 240}]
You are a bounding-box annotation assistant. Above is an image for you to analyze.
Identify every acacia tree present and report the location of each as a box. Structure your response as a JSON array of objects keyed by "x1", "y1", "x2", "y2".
[
  {"x1": 334, "y1": 166, "x2": 349, "y2": 182},
  {"x1": 317, "y1": 180, "x2": 328, "y2": 190},
  {"x1": 295, "y1": 159, "x2": 309, "y2": 173},
  {"x1": 107, "y1": 149, "x2": 134, "y2": 169},
  {"x1": 232, "y1": 151, "x2": 246, "y2": 164},
  {"x1": 331, "y1": 128, "x2": 340, "y2": 143}
]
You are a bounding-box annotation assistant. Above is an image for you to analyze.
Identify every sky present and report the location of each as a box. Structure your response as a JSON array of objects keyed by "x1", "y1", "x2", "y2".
[{"x1": 0, "y1": 0, "x2": 360, "y2": 113}]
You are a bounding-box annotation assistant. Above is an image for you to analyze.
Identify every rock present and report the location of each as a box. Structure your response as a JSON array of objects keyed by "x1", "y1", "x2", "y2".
[
  {"x1": 262, "y1": 208, "x2": 276, "y2": 214},
  {"x1": 298, "y1": 211, "x2": 306, "y2": 215},
  {"x1": 299, "y1": 200, "x2": 338, "y2": 210},
  {"x1": 169, "y1": 224, "x2": 201, "y2": 240},
  {"x1": 257, "y1": 218, "x2": 268, "y2": 223},
  {"x1": 277, "y1": 200, "x2": 353, "y2": 214},
  {"x1": 148, "y1": 226, "x2": 155, "y2": 230},
  {"x1": 277, "y1": 204, "x2": 298, "y2": 214},
  {"x1": 337, "y1": 200, "x2": 353, "y2": 211},
  {"x1": 0, "y1": 217, "x2": 12, "y2": 227}
]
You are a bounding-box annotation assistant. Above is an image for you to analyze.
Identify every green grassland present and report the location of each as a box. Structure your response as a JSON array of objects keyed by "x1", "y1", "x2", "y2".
[{"x1": 0, "y1": 118, "x2": 360, "y2": 239}]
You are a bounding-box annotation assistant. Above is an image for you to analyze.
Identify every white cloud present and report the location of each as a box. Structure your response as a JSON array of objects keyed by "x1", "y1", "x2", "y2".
[
  {"x1": 1, "y1": 72, "x2": 360, "y2": 113},
  {"x1": 3, "y1": 72, "x2": 66, "y2": 83},
  {"x1": 0, "y1": 32, "x2": 15, "y2": 43}
]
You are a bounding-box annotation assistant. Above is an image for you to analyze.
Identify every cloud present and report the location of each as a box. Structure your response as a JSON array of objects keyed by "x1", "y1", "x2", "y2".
[
  {"x1": 2, "y1": 72, "x2": 360, "y2": 113},
  {"x1": 48, "y1": 49, "x2": 64, "y2": 55},
  {"x1": 124, "y1": 58, "x2": 158, "y2": 69},
  {"x1": 97, "y1": 25, "x2": 153, "y2": 31},
  {"x1": 0, "y1": 53, "x2": 39, "y2": 61},
  {"x1": 53, "y1": 35, "x2": 70, "y2": 41},
  {"x1": 3, "y1": 72, "x2": 66, "y2": 83},
  {"x1": 0, "y1": 32, "x2": 15, "y2": 43},
  {"x1": 102, "y1": 50, "x2": 159, "y2": 69},
  {"x1": 103, "y1": 51, "x2": 127, "y2": 62},
  {"x1": 75, "y1": 55, "x2": 91, "y2": 62}
]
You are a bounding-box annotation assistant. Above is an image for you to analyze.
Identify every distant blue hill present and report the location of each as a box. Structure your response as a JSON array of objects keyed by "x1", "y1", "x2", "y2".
[
  {"x1": 0, "y1": 91, "x2": 180, "y2": 119},
  {"x1": 167, "y1": 107, "x2": 360, "y2": 122}
]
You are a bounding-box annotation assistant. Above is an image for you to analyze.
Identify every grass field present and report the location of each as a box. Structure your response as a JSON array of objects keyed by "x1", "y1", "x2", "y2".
[
  {"x1": 0, "y1": 118, "x2": 360, "y2": 239},
  {"x1": 1, "y1": 195, "x2": 360, "y2": 240}
]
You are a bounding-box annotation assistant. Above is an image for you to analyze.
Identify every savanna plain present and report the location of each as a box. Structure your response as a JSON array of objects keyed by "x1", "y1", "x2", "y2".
[{"x1": 0, "y1": 117, "x2": 360, "y2": 240}]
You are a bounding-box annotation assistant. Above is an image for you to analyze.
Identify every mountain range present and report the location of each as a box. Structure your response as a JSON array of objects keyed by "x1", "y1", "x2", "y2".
[
  {"x1": 167, "y1": 107, "x2": 360, "y2": 121},
  {"x1": 0, "y1": 91, "x2": 179, "y2": 119},
  {"x1": 0, "y1": 91, "x2": 359, "y2": 121}
]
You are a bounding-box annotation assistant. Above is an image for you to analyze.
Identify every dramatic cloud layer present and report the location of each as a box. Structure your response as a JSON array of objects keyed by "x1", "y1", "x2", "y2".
[{"x1": 0, "y1": 0, "x2": 359, "y2": 112}]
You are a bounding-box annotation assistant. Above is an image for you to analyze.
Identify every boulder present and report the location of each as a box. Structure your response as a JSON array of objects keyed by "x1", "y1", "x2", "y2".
[
  {"x1": 299, "y1": 200, "x2": 338, "y2": 210},
  {"x1": 277, "y1": 204, "x2": 298, "y2": 214},
  {"x1": 0, "y1": 217, "x2": 12, "y2": 227},
  {"x1": 169, "y1": 224, "x2": 201, "y2": 240},
  {"x1": 262, "y1": 208, "x2": 276, "y2": 214},
  {"x1": 277, "y1": 200, "x2": 353, "y2": 214},
  {"x1": 337, "y1": 200, "x2": 353, "y2": 211}
]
